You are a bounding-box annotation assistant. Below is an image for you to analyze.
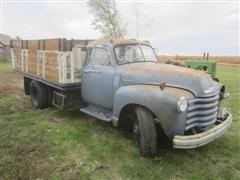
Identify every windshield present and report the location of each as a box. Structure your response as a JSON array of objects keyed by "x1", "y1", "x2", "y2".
[{"x1": 114, "y1": 44, "x2": 158, "y2": 65}]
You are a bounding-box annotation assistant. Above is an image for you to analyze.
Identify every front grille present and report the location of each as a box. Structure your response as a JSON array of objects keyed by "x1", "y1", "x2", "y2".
[{"x1": 185, "y1": 92, "x2": 220, "y2": 131}]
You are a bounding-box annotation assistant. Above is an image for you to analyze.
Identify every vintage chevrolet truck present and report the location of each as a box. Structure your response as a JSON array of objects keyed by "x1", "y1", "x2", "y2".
[{"x1": 11, "y1": 39, "x2": 232, "y2": 156}]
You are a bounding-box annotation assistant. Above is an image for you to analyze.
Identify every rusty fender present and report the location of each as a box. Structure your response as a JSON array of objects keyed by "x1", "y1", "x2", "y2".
[{"x1": 112, "y1": 84, "x2": 193, "y2": 138}]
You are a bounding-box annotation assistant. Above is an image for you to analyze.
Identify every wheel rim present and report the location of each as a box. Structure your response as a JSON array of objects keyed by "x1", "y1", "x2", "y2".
[
  {"x1": 133, "y1": 119, "x2": 140, "y2": 146},
  {"x1": 31, "y1": 85, "x2": 39, "y2": 107}
]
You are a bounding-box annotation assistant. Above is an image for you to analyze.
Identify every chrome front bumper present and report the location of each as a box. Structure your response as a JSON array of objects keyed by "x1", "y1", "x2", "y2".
[{"x1": 173, "y1": 110, "x2": 233, "y2": 149}]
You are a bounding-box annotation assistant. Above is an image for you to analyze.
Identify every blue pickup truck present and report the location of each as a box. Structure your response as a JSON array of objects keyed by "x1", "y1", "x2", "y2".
[{"x1": 12, "y1": 39, "x2": 232, "y2": 156}]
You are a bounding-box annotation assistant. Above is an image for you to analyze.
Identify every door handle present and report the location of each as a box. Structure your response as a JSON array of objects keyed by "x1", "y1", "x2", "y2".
[
  {"x1": 83, "y1": 69, "x2": 101, "y2": 73},
  {"x1": 83, "y1": 70, "x2": 94, "y2": 73}
]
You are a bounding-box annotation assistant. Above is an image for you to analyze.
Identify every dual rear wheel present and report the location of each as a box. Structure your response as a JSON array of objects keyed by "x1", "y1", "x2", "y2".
[{"x1": 29, "y1": 80, "x2": 49, "y2": 109}]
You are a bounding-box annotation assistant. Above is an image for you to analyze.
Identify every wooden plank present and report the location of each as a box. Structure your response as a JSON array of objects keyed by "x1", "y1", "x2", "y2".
[
  {"x1": 14, "y1": 48, "x2": 22, "y2": 55},
  {"x1": 38, "y1": 40, "x2": 44, "y2": 50},
  {"x1": 45, "y1": 51, "x2": 58, "y2": 66},
  {"x1": 15, "y1": 54, "x2": 21, "y2": 63},
  {"x1": 14, "y1": 49, "x2": 22, "y2": 70},
  {"x1": 28, "y1": 50, "x2": 37, "y2": 63},
  {"x1": 45, "y1": 65, "x2": 59, "y2": 81},
  {"x1": 22, "y1": 40, "x2": 28, "y2": 49},
  {"x1": 44, "y1": 39, "x2": 61, "y2": 51},
  {"x1": 27, "y1": 62, "x2": 38, "y2": 75},
  {"x1": 11, "y1": 47, "x2": 82, "y2": 84},
  {"x1": 27, "y1": 40, "x2": 38, "y2": 51},
  {"x1": 27, "y1": 50, "x2": 38, "y2": 75},
  {"x1": 15, "y1": 61, "x2": 22, "y2": 70}
]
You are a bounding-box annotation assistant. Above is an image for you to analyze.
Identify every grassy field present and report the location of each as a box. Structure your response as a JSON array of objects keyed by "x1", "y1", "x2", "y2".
[{"x1": 0, "y1": 62, "x2": 239, "y2": 179}]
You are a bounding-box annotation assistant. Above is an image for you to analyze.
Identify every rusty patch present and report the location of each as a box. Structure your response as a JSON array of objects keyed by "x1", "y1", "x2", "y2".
[
  {"x1": 126, "y1": 63, "x2": 208, "y2": 78},
  {"x1": 136, "y1": 85, "x2": 190, "y2": 97},
  {"x1": 167, "y1": 88, "x2": 188, "y2": 97}
]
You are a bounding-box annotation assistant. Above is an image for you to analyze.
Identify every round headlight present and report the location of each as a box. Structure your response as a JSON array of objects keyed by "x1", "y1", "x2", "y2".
[{"x1": 177, "y1": 97, "x2": 188, "y2": 112}]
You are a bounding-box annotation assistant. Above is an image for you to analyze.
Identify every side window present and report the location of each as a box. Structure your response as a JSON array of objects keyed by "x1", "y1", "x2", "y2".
[{"x1": 89, "y1": 48, "x2": 111, "y2": 66}]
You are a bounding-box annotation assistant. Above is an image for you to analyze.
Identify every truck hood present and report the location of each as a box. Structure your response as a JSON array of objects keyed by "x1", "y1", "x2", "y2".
[{"x1": 118, "y1": 62, "x2": 219, "y2": 96}]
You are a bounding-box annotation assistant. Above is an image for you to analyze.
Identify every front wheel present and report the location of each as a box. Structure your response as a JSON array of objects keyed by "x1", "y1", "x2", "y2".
[{"x1": 133, "y1": 107, "x2": 157, "y2": 156}]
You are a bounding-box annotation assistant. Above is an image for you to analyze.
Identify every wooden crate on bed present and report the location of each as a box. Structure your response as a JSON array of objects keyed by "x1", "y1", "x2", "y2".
[{"x1": 10, "y1": 38, "x2": 87, "y2": 85}]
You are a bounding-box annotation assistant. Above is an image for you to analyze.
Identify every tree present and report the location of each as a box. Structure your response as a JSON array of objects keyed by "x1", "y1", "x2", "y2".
[
  {"x1": 87, "y1": 0, "x2": 126, "y2": 39},
  {"x1": 15, "y1": 36, "x2": 21, "y2": 40}
]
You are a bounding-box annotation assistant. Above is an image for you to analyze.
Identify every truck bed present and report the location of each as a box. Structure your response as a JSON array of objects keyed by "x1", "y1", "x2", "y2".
[
  {"x1": 10, "y1": 38, "x2": 94, "y2": 85},
  {"x1": 14, "y1": 69, "x2": 81, "y2": 91}
]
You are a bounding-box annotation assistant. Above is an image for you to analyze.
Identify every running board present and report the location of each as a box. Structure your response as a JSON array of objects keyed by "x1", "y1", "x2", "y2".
[{"x1": 80, "y1": 105, "x2": 112, "y2": 122}]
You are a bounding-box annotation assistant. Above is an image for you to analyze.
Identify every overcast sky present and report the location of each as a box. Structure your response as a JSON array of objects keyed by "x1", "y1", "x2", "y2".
[{"x1": 1, "y1": 0, "x2": 239, "y2": 55}]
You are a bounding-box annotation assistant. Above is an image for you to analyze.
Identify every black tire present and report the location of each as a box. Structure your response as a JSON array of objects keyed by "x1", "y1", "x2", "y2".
[
  {"x1": 47, "y1": 87, "x2": 53, "y2": 106},
  {"x1": 133, "y1": 107, "x2": 157, "y2": 156},
  {"x1": 30, "y1": 80, "x2": 48, "y2": 109},
  {"x1": 24, "y1": 77, "x2": 31, "y2": 95}
]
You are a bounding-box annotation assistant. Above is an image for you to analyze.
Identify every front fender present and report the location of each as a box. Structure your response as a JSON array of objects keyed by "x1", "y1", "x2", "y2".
[{"x1": 113, "y1": 84, "x2": 193, "y2": 138}]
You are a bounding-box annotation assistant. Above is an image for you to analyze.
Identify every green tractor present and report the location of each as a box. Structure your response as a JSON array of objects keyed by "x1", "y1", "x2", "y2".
[
  {"x1": 184, "y1": 53, "x2": 217, "y2": 80},
  {"x1": 184, "y1": 60, "x2": 216, "y2": 77},
  {"x1": 165, "y1": 53, "x2": 218, "y2": 81}
]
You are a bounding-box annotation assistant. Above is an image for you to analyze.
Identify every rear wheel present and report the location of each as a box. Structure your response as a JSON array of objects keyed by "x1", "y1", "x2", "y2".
[
  {"x1": 47, "y1": 87, "x2": 53, "y2": 106},
  {"x1": 133, "y1": 106, "x2": 157, "y2": 156},
  {"x1": 24, "y1": 77, "x2": 31, "y2": 95},
  {"x1": 30, "y1": 80, "x2": 48, "y2": 109}
]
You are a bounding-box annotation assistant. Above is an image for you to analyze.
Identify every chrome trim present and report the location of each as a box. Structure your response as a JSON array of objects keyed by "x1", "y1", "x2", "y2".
[
  {"x1": 185, "y1": 118, "x2": 217, "y2": 130},
  {"x1": 188, "y1": 101, "x2": 219, "y2": 111},
  {"x1": 177, "y1": 97, "x2": 187, "y2": 112},
  {"x1": 187, "y1": 106, "x2": 218, "y2": 118},
  {"x1": 203, "y1": 86, "x2": 218, "y2": 94},
  {"x1": 185, "y1": 92, "x2": 220, "y2": 131},
  {"x1": 189, "y1": 95, "x2": 219, "y2": 103},
  {"x1": 173, "y1": 110, "x2": 232, "y2": 149},
  {"x1": 186, "y1": 112, "x2": 218, "y2": 125}
]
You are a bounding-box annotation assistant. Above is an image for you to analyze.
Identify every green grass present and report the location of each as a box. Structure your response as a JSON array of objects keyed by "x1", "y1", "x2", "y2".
[
  {"x1": 0, "y1": 63, "x2": 239, "y2": 179},
  {"x1": 0, "y1": 61, "x2": 12, "y2": 72}
]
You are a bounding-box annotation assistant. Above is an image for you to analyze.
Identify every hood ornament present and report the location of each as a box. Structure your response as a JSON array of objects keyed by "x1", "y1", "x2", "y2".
[{"x1": 159, "y1": 81, "x2": 167, "y2": 90}]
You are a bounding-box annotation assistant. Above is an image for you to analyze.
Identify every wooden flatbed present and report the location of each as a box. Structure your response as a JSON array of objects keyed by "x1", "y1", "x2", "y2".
[
  {"x1": 14, "y1": 69, "x2": 81, "y2": 91},
  {"x1": 10, "y1": 38, "x2": 92, "y2": 110}
]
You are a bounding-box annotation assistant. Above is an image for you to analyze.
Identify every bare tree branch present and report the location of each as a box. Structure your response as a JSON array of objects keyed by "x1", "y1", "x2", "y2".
[{"x1": 88, "y1": 0, "x2": 127, "y2": 39}]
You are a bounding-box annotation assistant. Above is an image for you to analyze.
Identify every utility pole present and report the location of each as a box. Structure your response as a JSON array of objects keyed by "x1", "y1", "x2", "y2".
[{"x1": 134, "y1": 5, "x2": 139, "y2": 40}]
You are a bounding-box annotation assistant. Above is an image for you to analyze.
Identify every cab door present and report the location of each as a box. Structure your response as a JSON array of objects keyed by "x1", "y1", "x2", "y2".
[{"x1": 81, "y1": 47, "x2": 115, "y2": 109}]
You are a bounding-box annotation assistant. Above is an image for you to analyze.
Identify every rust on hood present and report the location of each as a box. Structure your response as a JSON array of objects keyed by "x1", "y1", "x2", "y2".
[
  {"x1": 118, "y1": 62, "x2": 216, "y2": 96},
  {"x1": 125, "y1": 63, "x2": 209, "y2": 78}
]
